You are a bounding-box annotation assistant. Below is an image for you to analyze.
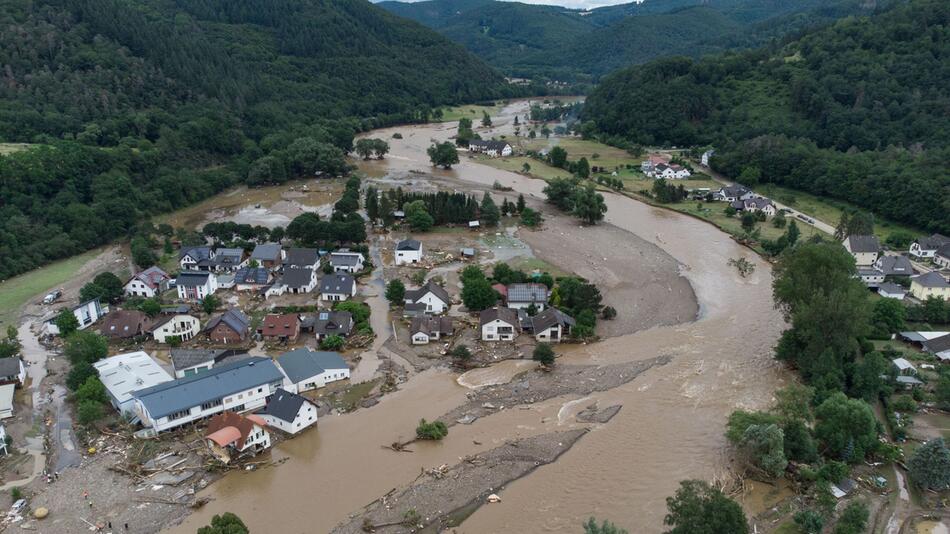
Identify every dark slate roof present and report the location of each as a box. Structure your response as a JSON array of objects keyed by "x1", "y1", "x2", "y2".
[
  {"x1": 234, "y1": 267, "x2": 270, "y2": 285},
  {"x1": 507, "y1": 283, "x2": 549, "y2": 304},
  {"x1": 480, "y1": 307, "x2": 519, "y2": 328},
  {"x1": 719, "y1": 185, "x2": 750, "y2": 197},
  {"x1": 282, "y1": 267, "x2": 314, "y2": 288},
  {"x1": 923, "y1": 334, "x2": 950, "y2": 354},
  {"x1": 531, "y1": 308, "x2": 576, "y2": 333},
  {"x1": 180, "y1": 246, "x2": 212, "y2": 261},
  {"x1": 204, "y1": 308, "x2": 251, "y2": 335},
  {"x1": 405, "y1": 281, "x2": 450, "y2": 305},
  {"x1": 170, "y1": 349, "x2": 225, "y2": 371},
  {"x1": 319, "y1": 274, "x2": 355, "y2": 294},
  {"x1": 875, "y1": 255, "x2": 914, "y2": 276},
  {"x1": 313, "y1": 311, "x2": 353, "y2": 336},
  {"x1": 846, "y1": 234, "x2": 881, "y2": 253},
  {"x1": 131, "y1": 266, "x2": 170, "y2": 289},
  {"x1": 330, "y1": 252, "x2": 363, "y2": 267},
  {"x1": 176, "y1": 272, "x2": 211, "y2": 288},
  {"x1": 258, "y1": 388, "x2": 312, "y2": 423},
  {"x1": 0, "y1": 358, "x2": 21, "y2": 378},
  {"x1": 917, "y1": 234, "x2": 950, "y2": 251},
  {"x1": 213, "y1": 248, "x2": 244, "y2": 267},
  {"x1": 133, "y1": 357, "x2": 284, "y2": 419},
  {"x1": 284, "y1": 248, "x2": 319, "y2": 267},
  {"x1": 277, "y1": 349, "x2": 347, "y2": 383},
  {"x1": 937, "y1": 243, "x2": 950, "y2": 260},
  {"x1": 396, "y1": 239, "x2": 421, "y2": 251},
  {"x1": 470, "y1": 140, "x2": 510, "y2": 151},
  {"x1": 410, "y1": 316, "x2": 454, "y2": 336},
  {"x1": 161, "y1": 305, "x2": 191, "y2": 315},
  {"x1": 877, "y1": 282, "x2": 906, "y2": 295},
  {"x1": 251, "y1": 243, "x2": 282, "y2": 261},
  {"x1": 912, "y1": 272, "x2": 949, "y2": 288}
]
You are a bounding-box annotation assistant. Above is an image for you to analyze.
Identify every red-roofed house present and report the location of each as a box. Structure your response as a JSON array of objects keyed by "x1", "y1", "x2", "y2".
[
  {"x1": 258, "y1": 314, "x2": 301, "y2": 343},
  {"x1": 204, "y1": 412, "x2": 271, "y2": 464}
]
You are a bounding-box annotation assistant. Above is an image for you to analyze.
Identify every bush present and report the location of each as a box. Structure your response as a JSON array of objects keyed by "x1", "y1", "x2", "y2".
[
  {"x1": 533, "y1": 344, "x2": 555, "y2": 366},
  {"x1": 320, "y1": 335, "x2": 345, "y2": 351},
  {"x1": 76, "y1": 399, "x2": 104, "y2": 425},
  {"x1": 415, "y1": 418, "x2": 448, "y2": 440},
  {"x1": 794, "y1": 510, "x2": 824, "y2": 534},
  {"x1": 832, "y1": 500, "x2": 868, "y2": 534},
  {"x1": 601, "y1": 306, "x2": 617, "y2": 320},
  {"x1": 10, "y1": 488, "x2": 22, "y2": 502},
  {"x1": 450, "y1": 345, "x2": 471, "y2": 360},
  {"x1": 385, "y1": 279, "x2": 406, "y2": 303},
  {"x1": 890, "y1": 395, "x2": 918, "y2": 413}
]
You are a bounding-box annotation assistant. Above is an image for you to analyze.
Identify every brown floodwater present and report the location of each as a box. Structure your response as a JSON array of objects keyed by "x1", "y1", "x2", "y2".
[{"x1": 172, "y1": 101, "x2": 788, "y2": 533}]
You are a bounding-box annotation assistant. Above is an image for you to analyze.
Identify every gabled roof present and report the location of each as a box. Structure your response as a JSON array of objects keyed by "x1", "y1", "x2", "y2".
[
  {"x1": 175, "y1": 271, "x2": 212, "y2": 287},
  {"x1": 0, "y1": 358, "x2": 21, "y2": 378},
  {"x1": 251, "y1": 243, "x2": 282, "y2": 261},
  {"x1": 213, "y1": 248, "x2": 245, "y2": 267},
  {"x1": 877, "y1": 282, "x2": 906, "y2": 295},
  {"x1": 470, "y1": 140, "x2": 510, "y2": 151},
  {"x1": 912, "y1": 272, "x2": 949, "y2": 288},
  {"x1": 260, "y1": 314, "x2": 300, "y2": 337},
  {"x1": 916, "y1": 234, "x2": 950, "y2": 251},
  {"x1": 277, "y1": 349, "x2": 347, "y2": 383},
  {"x1": 329, "y1": 252, "x2": 364, "y2": 267},
  {"x1": 205, "y1": 308, "x2": 251, "y2": 335},
  {"x1": 99, "y1": 310, "x2": 149, "y2": 338},
  {"x1": 875, "y1": 255, "x2": 914, "y2": 276},
  {"x1": 130, "y1": 266, "x2": 170, "y2": 289},
  {"x1": 233, "y1": 267, "x2": 270, "y2": 285},
  {"x1": 937, "y1": 243, "x2": 950, "y2": 260},
  {"x1": 319, "y1": 274, "x2": 355, "y2": 294},
  {"x1": 180, "y1": 246, "x2": 212, "y2": 261},
  {"x1": 892, "y1": 357, "x2": 915, "y2": 371},
  {"x1": 396, "y1": 239, "x2": 421, "y2": 251},
  {"x1": 170, "y1": 349, "x2": 225, "y2": 371},
  {"x1": 531, "y1": 308, "x2": 576, "y2": 333},
  {"x1": 405, "y1": 281, "x2": 450, "y2": 305},
  {"x1": 134, "y1": 357, "x2": 283, "y2": 419},
  {"x1": 506, "y1": 283, "x2": 549, "y2": 304},
  {"x1": 745, "y1": 197, "x2": 774, "y2": 210},
  {"x1": 281, "y1": 267, "x2": 314, "y2": 288},
  {"x1": 205, "y1": 411, "x2": 264, "y2": 449},
  {"x1": 146, "y1": 313, "x2": 196, "y2": 333},
  {"x1": 284, "y1": 248, "x2": 319, "y2": 266},
  {"x1": 410, "y1": 316, "x2": 454, "y2": 337},
  {"x1": 94, "y1": 351, "x2": 173, "y2": 405},
  {"x1": 845, "y1": 234, "x2": 881, "y2": 254},
  {"x1": 258, "y1": 388, "x2": 313, "y2": 424},
  {"x1": 923, "y1": 334, "x2": 950, "y2": 354},
  {"x1": 480, "y1": 307, "x2": 519, "y2": 328},
  {"x1": 313, "y1": 311, "x2": 353, "y2": 336},
  {"x1": 719, "y1": 185, "x2": 750, "y2": 197}
]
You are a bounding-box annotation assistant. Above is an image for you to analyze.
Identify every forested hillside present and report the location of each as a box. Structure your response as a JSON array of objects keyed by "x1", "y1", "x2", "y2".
[
  {"x1": 0, "y1": 0, "x2": 514, "y2": 279},
  {"x1": 378, "y1": 0, "x2": 873, "y2": 81},
  {"x1": 584, "y1": 0, "x2": 950, "y2": 233}
]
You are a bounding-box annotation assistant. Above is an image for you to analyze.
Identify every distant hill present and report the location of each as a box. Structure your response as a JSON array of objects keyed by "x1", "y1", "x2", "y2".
[
  {"x1": 584, "y1": 0, "x2": 950, "y2": 233},
  {"x1": 378, "y1": 0, "x2": 874, "y2": 80}
]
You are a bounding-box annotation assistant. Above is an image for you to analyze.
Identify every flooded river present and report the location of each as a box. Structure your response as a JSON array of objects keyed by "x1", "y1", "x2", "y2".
[{"x1": 174, "y1": 101, "x2": 788, "y2": 533}]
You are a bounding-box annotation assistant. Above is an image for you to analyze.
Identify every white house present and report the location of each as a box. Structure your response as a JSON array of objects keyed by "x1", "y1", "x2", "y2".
[
  {"x1": 148, "y1": 314, "x2": 201, "y2": 344},
  {"x1": 530, "y1": 308, "x2": 575, "y2": 343},
  {"x1": 319, "y1": 274, "x2": 356, "y2": 302},
  {"x1": 730, "y1": 197, "x2": 776, "y2": 217},
  {"x1": 43, "y1": 298, "x2": 106, "y2": 336},
  {"x1": 0, "y1": 358, "x2": 26, "y2": 387},
  {"x1": 283, "y1": 248, "x2": 320, "y2": 270},
  {"x1": 329, "y1": 252, "x2": 365, "y2": 273},
  {"x1": 94, "y1": 351, "x2": 174, "y2": 416},
  {"x1": 179, "y1": 246, "x2": 214, "y2": 271},
  {"x1": 175, "y1": 272, "x2": 217, "y2": 301},
  {"x1": 909, "y1": 234, "x2": 950, "y2": 259},
  {"x1": 843, "y1": 235, "x2": 881, "y2": 267},
  {"x1": 276, "y1": 349, "x2": 350, "y2": 394},
  {"x1": 909, "y1": 272, "x2": 950, "y2": 300},
  {"x1": 395, "y1": 239, "x2": 423, "y2": 266},
  {"x1": 935, "y1": 244, "x2": 950, "y2": 269},
  {"x1": 132, "y1": 357, "x2": 285, "y2": 433},
  {"x1": 701, "y1": 149, "x2": 714, "y2": 166},
  {"x1": 169, "y1": 348, "x2": 225, "y2": 378},
  {"x1": 273, "y1": 267, "x2": 317, "y2": 295},
  {"x1": 714, "y1": 185, "x2": 753, "y2": 203},
  {"x1": 506, "y1": 283, "x2": 549, "y2": 311},
  {"x1": 232, "y1": 267, "x2": 271, "y2": 291},
  {"x1": 468, "y1": 140, "x2": 513, "y2": 158},
  {"x1": 404, "y1": 281, "x2": 451, "y2": 314},
  {"x1": 650, "y1": 163, "x2": 691, "y2": 179},
  {"x1": 410, "y1": 316, "x2": 454, "y2": 345},
  {"x1": 892, "y1": 357, "x2": 917, "y2": 376},
  {"x1": 124, "y1": 267, "x2": 171, "y2": 298},
  {"x1": 857, "y1": 268, "x2": 885, "y2": 288},
  {"x1": 211, "y1": 248, "x2": 246, "y2": 272},
  {"x1": 204, "y1": 412, "x2": 271, "y2": 464},
  {"x1": 0, "y1": 425, "x2": 7, "y2": 455},
  {"x1": 256, "y1": 388, "x2": 318, "y2": 435},
  {"x1": 877, "y1": 283, "x2": 906, "y2": 300},
  {"x1": 480, "y1": 307, "x2": 520, "y2": 341},
  {"x1": 0, "y1": 384, "x2": 14, "y2": 419}
]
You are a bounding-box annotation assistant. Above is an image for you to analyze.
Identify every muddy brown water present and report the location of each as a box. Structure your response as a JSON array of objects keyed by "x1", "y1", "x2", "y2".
[{"x1": 173, "y1": 102, "x2": 789, "y2": 533}]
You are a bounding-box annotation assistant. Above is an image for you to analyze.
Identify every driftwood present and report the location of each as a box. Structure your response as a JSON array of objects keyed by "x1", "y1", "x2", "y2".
[{"x1": 381, "y1": 441, "x2": 414, "y2": 453}]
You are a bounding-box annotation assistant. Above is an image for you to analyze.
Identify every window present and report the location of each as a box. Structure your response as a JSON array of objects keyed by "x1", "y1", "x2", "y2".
[
  {"x1": 257, "y1": 388, "x2": 263, "y2": 393},
  {"x1": 200, "y1": 399, "x2": 223, "y2": 411},
  {"x1": 167, "y1": 409, "x2": 191, "y2": 421}
]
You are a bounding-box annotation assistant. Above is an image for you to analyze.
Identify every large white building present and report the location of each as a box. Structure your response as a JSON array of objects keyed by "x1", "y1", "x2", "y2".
[
  {"x1": 395, "y1": 239, "x2": 423, "y2": 266},
  {"x1": 175, "y1": 272, "x2": 218, "y2": 301},
  {"x1": 94, "y1": 351, "x2": 174, "y2": 416},
  {"x1": 256, "y1": 388, "x2": 318, "y2": 435},
  {"x1": 276, "y1": 349, "x2": 350, "y2": 394}
]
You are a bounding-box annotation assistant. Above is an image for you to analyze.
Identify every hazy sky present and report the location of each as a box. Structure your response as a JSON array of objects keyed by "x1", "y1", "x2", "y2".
[{"x1": 374, "y1": 0, "x2": 641, "y2": 9}]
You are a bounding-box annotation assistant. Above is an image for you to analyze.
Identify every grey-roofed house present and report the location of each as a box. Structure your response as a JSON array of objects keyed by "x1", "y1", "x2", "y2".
[
  {"x1": 280, "y1": 267, "x2": 317, "y2": 294},
  {"x1": 480, "y1": 307, "x2": 520, "y2": 341},
  {"x1": 251, "y1": 243, "x2": 285, "y2": 270},
  {"x1": 936, "y1": 243, "x2": 950, "y2": 269},
  {"x1": 283, "y1": 248, "x2": 320, "y2": 270},
  {"x1": 910, "y1": 233, "x2": 950, "y2": 259},
  {"x1": 715, "y1": 185, "x2": 753, "y2": 202},
  {"x1": 320, "y1": 274, "x2": 356, "y2": 302},
  {"x1": 922, "y1": 334, "x2": 950, "y2": 362},
  {"x1": 843, "y1": 235, "x2": 880, "y2": 266},
  {"x1": 395, "y1": 239, "x2": 422, "y2": 265},
  {"x1": 329, "y1": 252, "x2": 365, "y2": 273},
  {"x1": 233, "y1": 267, "x2": 271, "y2": 290},
  {"x1": 877, "y1": 282, "x2": 907, "y2": 300},
  {"x1": 410, "y1": 316, "x2": 454, "y2": 345},
  {"x1": 170, "y1": 348, "x2": 227, "y2": 378},
  {"x1": 402, "y1": 302, "x2": 428, "y2": 318},
  {"x1": 175, "y1": 271, "x2": 218, "y2": 301},
  {"x1": 312, "y1": 311, "x2": 354, "y2": 340},
  {"x1": 530, "y1": 308, "x2": 576, "y2": 343},
  {"x1": 910, "y1": 271, "x2": 950, "y2": 300},
  {"x1": 276, "y1": 349, "x2": 350, "y2": 393},
  {"x1": 0, "y1": 358, "x2": 25, "y2": 387},
  {"x1": 506, "y1": 283, "x2": 550, "y2": 311},
  {"x1": 205, "y1": 308, "x2": 251, "y2": 344},
  {"x1": 858, "y1": 267, "x2": 885, "y2": 287},
  {"x1": 212, "y1": 248, "x2": 247, "y2": 272},
  {"x1": 874, "y1": 255, "x2": 915, "y2": 277},
  {"x1": 179, "y1": 246, "x2": 214, "y2": 271},
  {"x1": 404, "y1": 281, "x2": 451, "y2": 314},
  {"x1": 256, "y1": 388, "x2": 318, "y2": 435},
  {"x1": 132, "y1": 356, "x2": 286, "y2": 433}
]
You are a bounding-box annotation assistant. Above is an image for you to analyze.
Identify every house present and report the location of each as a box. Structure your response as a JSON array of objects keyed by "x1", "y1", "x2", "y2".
[
  {"x1": 98, "y1": 310, "x2": 150, "y2": 340},
  {"x1": 402, "y1": 302, "x2": 428, "y2": 318},
  {"x1": 714, "y1": 185, "x2": 753, "y2": 203},
  {"x1": 276, "y1": 349, "x2": 350, "y2": 394},
  {"x1": 179, "y1": 246, "x2": 214, "y2": 271},
  {"x1": 874, "y1": 255, "x2": 915, "y2": 278},
  {"x1": 170, "y1": 348, "x2": 226, "y2": 378},
  {"x1": 843, "y1": 235, "x2": 881, "y2": 267},
  {"x1": 410, "y1": 316, "x2": 454, "y2": 345},
  {"x1": 147, "y1": 314, "x2": 200, "y2": 344},
  {"x1": 258, "y1": 314, "x2": 301, "y2": 343},
  {"x1": 232, "y1": 267, "x2": 271, "y2": 291},
  {"x1": 0, "y1": 425, "x2": 8, "y2": 455},
  {"x1": 935, "y1": 244, "x2": 950, "y2": 270},
  {"x1": 212, "y1": 248, "x2": 247, "y2": 272},
  {"x1": 43, "y1": 298, "x2": 105, "y2": 336},
  {"x1": 640, "y1": 154, "x2": 670, "y2": 174},
  {"x1": 892, "y1": 357, "x2": 917, "y2": 376},
  {"x1": 877, "y1": 283, "x2": 907, "y2": 300},
  {"x1": 831, "y1": 479, "x2": 857, "y2": 499},
  {"x1": 530, "y1": 308, "x2": 575, "y2": 343},
  {"x1": 283, "y1": 248, "x2": 320, "y2": 270},
  {"x1": 395, "y1": 239, "x2": 423, "y2": 266},
  {"x1": 329, "y1": 252, "x2": 365, "y2": 273},
  {"x1": 256, "y1": 388, "x2": 318, "y2": 435},
  {"x1": 204, "y1": 411, "x2": 271, "y2": 464},
  {"x1": 857, "y1": 268, "x2": 885, "y2": 288},
  {"x1": 909, "y1": 234, "x2": 950, "y2": 259},
  {"x1": 0, "y1": 384, "x2": 14, "y2": 419},
  {"x1": 94, "y1": 351, "x2": 174, "y2": 416},
  {"x1": 311, "y1": 311, "x2": 354, "y2": 341},
  {"x1": 468, "y1": 140, "x2": 513, "y2": 157},
  {"x1": 404, "y1": 281, "x2": 451, "y2": 314},
  {"x1": 909, "y1": 272, "x2": 950, "y2": 300},
  {"x1": 921, "y1": 334, "x2": 950, "y2": 362},
  {"x1": 175, "y1": 272, "x2": 217, "y2": 301},
  {"x1": 895, "y1": 375, "x2": 923, "y2": 388},
  {"x1": 506, "y1": 283, "x2": 549, "y2": 311},
  {"x1": 468, "y1": 220, "x2": 480, "y2": 229},
  {"x1": 205, "y1": 308, "x2": 251, "y2": 344},
  {"x1": 132, "y1": 356, "x2": 285, "y2": 433},
  {"x1": 460, "y1": 248, "x2": 476, "y2": 259},
  {"x1": 250, "y1": 243, "x2": 284, "y2": 270},
  {"x1": 320, "y1": 274, "x2": 356, "y2": 302},
  {"x1": 650, "y1": 163, "x2": 691, "y2": 179},
  {"x1": 701, "y1": 149, "x2": 714, "y2": 166},
  {"x1": 273, "y1": 267, "x2": 317, "y2": 295},
  {"x1": 0, "y1": 358, "x2": 26, "y2": 386},
  {"x1": 730, "y1": 197, "x2": 776, "y2": 217},
  {"x1": 480, "y1": 307, "x2": 520, "y2": 341},
  {"x1": 124, "y1": 267, "x2": 171, "y2": 298}
]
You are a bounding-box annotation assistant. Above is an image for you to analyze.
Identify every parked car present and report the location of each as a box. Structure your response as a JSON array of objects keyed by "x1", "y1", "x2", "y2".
[{"x1": 42, "y1": 289, "x2": 62, "y2": 305}]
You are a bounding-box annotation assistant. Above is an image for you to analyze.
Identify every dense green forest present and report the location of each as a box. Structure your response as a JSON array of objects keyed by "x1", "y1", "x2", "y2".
[
  {"x1": 378, "y1": 0, "x2": 874, "y2": 81},
  {"x1": 585, "y1": 0, "x2": 950, "y2": 233},
  {"x1": 0, "y1": 0, "x2": 517, "y2": 280}
]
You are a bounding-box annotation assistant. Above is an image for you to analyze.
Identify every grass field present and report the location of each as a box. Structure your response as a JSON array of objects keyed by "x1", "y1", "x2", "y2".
[
  {"x1": 0, "y1": 143, "x2": 35, "y2": 156},
  {"x1": 515, "y1": 137, "x2": 637, "y2": 169},
  {"x1": 0, "y1": 247, "x2": 105, "y2": 327},
  {"x1": 438, "y1": 102, "x2": 507, "y2": 123}
]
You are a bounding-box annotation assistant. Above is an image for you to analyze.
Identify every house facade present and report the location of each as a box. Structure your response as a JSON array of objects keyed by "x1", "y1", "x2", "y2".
[
  {"x1": 410, "y1": 316, "x2": 454, "y2": 345},
  {"x1": 205, "y1": 308, "x2": 251, "y2": 344},
  {"x1": 179, "y1": 246, "x2": 214, "y2": 271},
  {"x1": 715, "y1": 185, "x2": 753, "y2": 203},
  {"x1": 256, "y1": 388, "x2": 318, "y2": 435},
  {"x1": 279, "y1": 267, "x2": 318, "y2": 295},
  {"x1": 0, "y1": 358, "x2": 26, "y2": 387},
  {"x1": 404, "y1": 281, "x2": 451, "y2": 314},
  {"x1": 875, "y1": 255, "x2": 915, "y2": 278},
  {"x1": 149, "y1": 314, "x2": 201, "y2": 343},
  {"x1": 935, "y1": 244, "x2": 950, "y2": 269},
  {"x1": 506, "y1": 283, "x2": 549, "y2": 311},
  {"x1": 843, "y1": 235, "x2": 881, "y2": 267},
  {"x1": 98, "y1": 310, "x2": 150, "y2": 339},
  {"x1": 170, "y1": 348, "x2": 225, "y2": 378},
  {"x1": 650, "y1": 163, "x2": 691, "y2": 179},
  {"x1": 232, "y1": 267, "x2": 271, "y2": 291},
  {"x1": 480, "y1": 307, "x2": 519, "y2": 341},
  {"x1": 211, "y1": 248, "x2": 247, "y2": 272},
  {"x1": 730, "y1": 197, "x2": 776, "y2": 217},
  {"x1": 124, "y1": 267, "x2": 170, "y2": 298},
  {"x1": 877, "y1": 283, "x2": 906, "y2": 300},
  {"x1": 329, "y1": 252, "x2": 365, "y2": 273},
  {"x1": 531, "y1": 308, "x2": 575, "y2": 343},
  {"x1": 176, "y1": 272, "x2": 217, "y2": 301},
  {"x1": 250, "y1": 243, "x2": 285, "y2": 270},
  {"x1": 320, "y1": 274, "x2": 356, "y2": 302},
  {"x1": 468, "y1": 140, "x2": 513, "y2": 157},
  {"x1": 909, "y1": 234, "x2": 950, "y2": 259},
  {"x1": 283, "y1": 248, "x2": 320, "y2": 270},
  {"x1": 204, "y1": 412, "x2": 271, "y2": 464},
  {"x1": 857, "y1": 268, "x2": 885, "y2": 287},
  {"x1": 259, "y1": 314, "x2": 301, "y2": 343},
  {"x1": 276, "y1": 349, "x2": 350, "y2": 394},
  {"x1": 311, "y1": 311, "x2": 354, "y2": 341},
  {"x1": 395, "y1": 239, "x2": 423, "y2": 265},
  {"x1": 44, "y1": 298, "x2": 105, "y2": 336},
  {"x1": 910, "y1": 272, "x2": 950, "y2": 300}
]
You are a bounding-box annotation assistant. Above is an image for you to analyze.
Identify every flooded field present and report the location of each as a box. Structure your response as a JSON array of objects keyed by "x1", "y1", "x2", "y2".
[{"x1": 173, "y1": 101, "x2": 788, "y2": 534}]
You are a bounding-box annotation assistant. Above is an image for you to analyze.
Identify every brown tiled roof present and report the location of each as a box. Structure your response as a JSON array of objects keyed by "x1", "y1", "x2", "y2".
[
  {"x1": 205, "y1": 411, "x2": 261, "y2": 450},
  {"x1": 259, "y1": 314, "x2": 300, "y2": 337}
]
